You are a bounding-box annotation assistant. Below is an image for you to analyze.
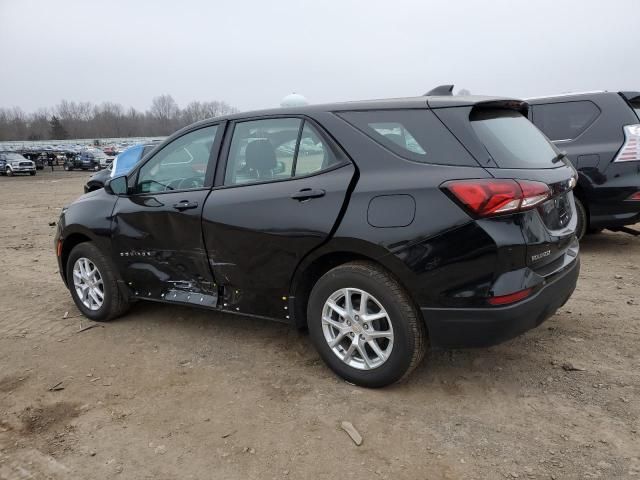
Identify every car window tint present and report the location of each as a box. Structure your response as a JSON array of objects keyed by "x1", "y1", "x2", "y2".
[
  {"x1": 293, "y1": 122, "x2": 340, "y2": 176},
  {"x1": 339, "y1": 109, "x2": 473, "y2": 165},
  {"x1": 630, "y1": 100, "x2": 640, "y2": 121},
  {"x1": 532, "y1": 101, "x2": 600, "y2": 141},
  {"x1": 368, "y1": 122, "x2": 426, "y2": 155},
  {"x1": 470, "y1": 108, "x2": 558, "y2": 169},
  {"x1": 224, "y1": 118, "x2": 301, "y2": 186},
  {"x1": 135, "y1": 125, "x2": 217, "y2": 193}
]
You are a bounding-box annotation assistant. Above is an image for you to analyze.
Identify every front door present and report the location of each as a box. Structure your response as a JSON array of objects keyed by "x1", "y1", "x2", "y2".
[
  {"x1": 111, "y1": 124, "x2": 222, "y2": 306},
  {"x1": 202, "y1": 117, "x2": 355, "y2": 319}
]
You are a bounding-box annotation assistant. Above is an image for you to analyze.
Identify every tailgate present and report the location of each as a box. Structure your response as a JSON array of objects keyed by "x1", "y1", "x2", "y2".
[
  {"x1": 487, "y1": 165, "x2": 578, "y2": 270},
  {"x1": 433, "y1": 103, "x2": 579, "y2": 272}
]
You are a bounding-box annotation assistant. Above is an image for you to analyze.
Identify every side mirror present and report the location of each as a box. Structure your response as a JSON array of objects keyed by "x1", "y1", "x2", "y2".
[{"x1": 104, "y1": 175, "x2": 128, "y2": 195}]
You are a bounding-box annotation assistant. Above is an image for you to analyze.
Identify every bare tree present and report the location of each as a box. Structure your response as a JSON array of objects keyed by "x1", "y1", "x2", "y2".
[{"x1": 0, "y1": 95, "x2": 239, "y2": 140}]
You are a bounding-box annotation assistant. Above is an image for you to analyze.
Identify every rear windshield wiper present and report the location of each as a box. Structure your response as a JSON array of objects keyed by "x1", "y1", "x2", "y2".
[{"x1": 552, "y1": 151, "x2": 567, "y2": 163}]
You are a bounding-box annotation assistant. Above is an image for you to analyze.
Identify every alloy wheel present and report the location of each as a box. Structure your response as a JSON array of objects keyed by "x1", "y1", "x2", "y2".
[
  {"x1": 321, "y1": 288, "x2": 394, "y2": 370},
  {"x1": 72, "y1": 257, "x2": 105, "y2": 311}
]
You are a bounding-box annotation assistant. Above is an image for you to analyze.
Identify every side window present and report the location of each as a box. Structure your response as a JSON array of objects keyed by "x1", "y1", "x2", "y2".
[
  {"x1": 339, "y1": 109, "x2": 473, "y2": 165},
  {"x1": 532, "y1": 101, "x2": 600, "y2": 141},
  {"x1": 368, "y1": 122, "x2": 426, "y2": 155},
  {"x1": 224, "y1": 118, "x2": 301, "y2": 186},
  {"x1": 294, "y1": 122, "x2": 340, "y2": 176},
  {"x1": 135, "y1": 125, "x2": 217, "y2": 193}
]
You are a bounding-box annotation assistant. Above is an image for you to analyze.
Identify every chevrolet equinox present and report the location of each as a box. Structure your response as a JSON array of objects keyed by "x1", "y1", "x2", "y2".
[{"x1": 55, "y1": 93, "x2": 580, "y2": 387}]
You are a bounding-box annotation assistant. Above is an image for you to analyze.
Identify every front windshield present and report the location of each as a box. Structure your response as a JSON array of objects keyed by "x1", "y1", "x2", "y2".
[{"x1": 5, "y1": 153, "x2": 26, "y2": 161}]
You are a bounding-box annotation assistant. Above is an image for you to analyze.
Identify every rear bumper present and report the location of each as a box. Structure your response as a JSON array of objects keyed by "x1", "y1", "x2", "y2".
[
  {"x1": 421, "y1": 255, "x2": 580, "y2": 348},
  {"x1": 590, "y1": 208, "x2": 640, "y2": 229}
]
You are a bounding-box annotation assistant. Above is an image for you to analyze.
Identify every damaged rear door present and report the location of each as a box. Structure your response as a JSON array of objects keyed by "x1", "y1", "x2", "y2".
[{"x1": 110, "y1": 124, "x2": 223, "y2": 305}]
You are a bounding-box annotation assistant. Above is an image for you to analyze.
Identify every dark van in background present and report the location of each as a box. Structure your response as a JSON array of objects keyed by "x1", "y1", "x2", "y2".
[{"x1": 527, "y1": 91, "x2": 640, "y2": 238}]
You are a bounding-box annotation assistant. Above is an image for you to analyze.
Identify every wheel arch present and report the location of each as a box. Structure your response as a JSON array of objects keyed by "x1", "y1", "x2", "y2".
[
  {"x1": 60, "y1": 232, "x2": 93, "y2": 285},
  {"x1": 288, "y1": 242, "x2": 422, "y2": 330}
]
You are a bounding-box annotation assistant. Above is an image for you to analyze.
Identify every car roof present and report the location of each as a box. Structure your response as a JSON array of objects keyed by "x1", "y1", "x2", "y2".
[{"x1": 183, "y1": 94, "x2": 525, "y2": 132}]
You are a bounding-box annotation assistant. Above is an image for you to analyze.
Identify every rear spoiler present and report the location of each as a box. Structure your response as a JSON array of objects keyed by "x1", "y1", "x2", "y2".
[{"x1": 471, "y1": 99, "x2": 529, "y2": 116}]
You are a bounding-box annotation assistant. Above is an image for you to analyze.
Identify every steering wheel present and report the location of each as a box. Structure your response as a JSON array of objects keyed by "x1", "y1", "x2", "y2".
[{"x1": 176, "y1": 176, "x2": 204, "y2": 190}]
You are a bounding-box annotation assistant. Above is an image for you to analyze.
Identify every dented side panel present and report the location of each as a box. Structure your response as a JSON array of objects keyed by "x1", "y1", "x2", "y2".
[{"x1": 111, "y1": 189, "x2": 218, "y2": 302}]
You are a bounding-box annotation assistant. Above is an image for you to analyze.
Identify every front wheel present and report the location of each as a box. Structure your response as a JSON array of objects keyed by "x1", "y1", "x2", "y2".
[
  {"x1": 29, "y1": 171, "x2": 36, "y2": 176},
  {"x1": 575, "y1": 197, "x2": 588, "y2": 241},
  {"x1": 307, "y1": 261, "x2": 427, "y2": 388},
  {"x1": 6, "y1": 168, "x2": 13, "y2": 177},
  {"x1": 66, "y1": 242, "x2": 130, "y2": 321}
]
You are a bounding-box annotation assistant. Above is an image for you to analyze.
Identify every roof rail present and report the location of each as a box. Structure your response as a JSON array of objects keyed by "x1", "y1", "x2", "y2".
[
  {"x1": 525, "y1": 90, "x2": 607, "y2": 100},
  {"x1": 424, "y1": 85, "x2": 454, "y2": 96}
]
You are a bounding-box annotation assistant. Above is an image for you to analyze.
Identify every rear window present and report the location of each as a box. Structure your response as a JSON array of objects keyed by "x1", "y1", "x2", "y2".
[
  {"x1": 338, "y1": 109, "x2": 476, "y2": 166},
  {"x1": 631, "y1": 101, "x2": 640, "y2": 121},
  {"x1": 470, "y1": 109, "x2": 559, "y2": 169},
  {"x1": 531, "y1": 101, "x2": 600, "y2": 141}
]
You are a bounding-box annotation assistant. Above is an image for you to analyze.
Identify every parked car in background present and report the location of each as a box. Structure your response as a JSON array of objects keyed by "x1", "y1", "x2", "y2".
[
  {"x1": 527, "y1": 90, "x2": 640, "y2": 238},
  {"x1": 34, "y1": 154, "x2": 46, "y2": 169},
  {"x1": 55, "y1": 93, "x2": 579, "y2": 387},
  {"x1": 83, "y1": 143, "x2": 159, "y2": 193},
  {"x1": 64, "y1": 149, "x2": 105, "y2": 171},
  {"x1": 84, "y1": 163, "x2": 113, "y2": 193},
  {"x1": 111, "y1": 143, "x2": 158, "y2": 177},
  {"x1": 0, "y1": 152, "x2": 36, "y2": 176}
]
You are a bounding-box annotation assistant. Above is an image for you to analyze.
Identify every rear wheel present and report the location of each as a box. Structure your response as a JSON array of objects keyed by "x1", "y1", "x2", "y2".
[
  {"x1": 574, "y1": 197, "x2": 588, "y2": 240},
  {"x1": 307, "y1": 261, "x2": 427, "y2": 388},
  {"x1": 66, "y1": 242, "x2": 130, "y2": 321}
]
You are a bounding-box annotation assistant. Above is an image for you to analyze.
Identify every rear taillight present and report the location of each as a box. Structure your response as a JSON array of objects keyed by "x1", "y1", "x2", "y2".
[
  {"x1": 627, "y1": 191, "x2": 640, "y2": 201},
  {"x1": 614, "y1": 125, "x2": 640, "y2": 162},
  {"x1": 442, "y1": 179, "x2": 551, "y2": 218}
]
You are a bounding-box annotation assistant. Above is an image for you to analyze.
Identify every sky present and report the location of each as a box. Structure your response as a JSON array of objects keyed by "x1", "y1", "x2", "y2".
[{"x1": 1, "y1": 0, "x2": 638, "y2": 113}]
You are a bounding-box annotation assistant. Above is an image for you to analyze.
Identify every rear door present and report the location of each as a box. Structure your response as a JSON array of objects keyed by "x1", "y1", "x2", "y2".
[
  {"x1": 111, "y1": 124, "x2": 222, "y2": 304},
  {"x1": 202, "y1": 116, "x2": 355, "y2": 320}
]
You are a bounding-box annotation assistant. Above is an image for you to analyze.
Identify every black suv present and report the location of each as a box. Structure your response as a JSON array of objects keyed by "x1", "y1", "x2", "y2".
[
  {"x1": 527, "y1": 91, "x2": 640, "y2": 238},
  {"x1": 64, "y1": 150, "x2": 101, "y2": 171},
  {"x1": 55, "y1": 94, "x2": 579, "y2": 387}
]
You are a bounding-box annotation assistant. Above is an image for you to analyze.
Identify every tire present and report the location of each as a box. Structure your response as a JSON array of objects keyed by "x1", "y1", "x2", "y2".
[
  {"x1": 307, "y1": 261, "x2": 427, "y2": 388},
  {"x1": 6, "y1": 168, "x2": 13, "y2": 177},
  {"x1": 64, "y1": 164, "x2": 70, "y2": 171},
  {"x1": 574, "y1": 197, "x2": 588, "y2": 241},
  {"x1": 29, "y1": 171, "x2": 36, "y2": 176},
  {"x1": 66, "y1": 242, "x2": 130, "y2": 321}
]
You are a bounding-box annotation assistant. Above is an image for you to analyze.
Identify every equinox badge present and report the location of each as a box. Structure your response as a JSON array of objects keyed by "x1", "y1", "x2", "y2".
[{"x1": 531, "y1": 250, "x2": 551, "y2": 262}]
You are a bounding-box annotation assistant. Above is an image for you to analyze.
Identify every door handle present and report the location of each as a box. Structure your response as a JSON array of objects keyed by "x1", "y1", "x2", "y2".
[
  {"x1": 173, "y1": 200, "x2": 199, "y2": 211},
  {"x1": 290, "y1": 188, "x2": 326, "y2": 201}
]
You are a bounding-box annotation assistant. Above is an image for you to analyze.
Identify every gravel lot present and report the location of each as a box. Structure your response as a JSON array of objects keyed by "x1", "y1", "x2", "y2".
[{"x1": 0, "y1": 169, "x2": 638, "y2": 479}]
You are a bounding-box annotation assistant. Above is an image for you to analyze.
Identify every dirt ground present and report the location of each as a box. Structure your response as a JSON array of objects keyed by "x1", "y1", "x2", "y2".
[{"x1": 0, "y1": 169, "x2": 638, "y2": 480}]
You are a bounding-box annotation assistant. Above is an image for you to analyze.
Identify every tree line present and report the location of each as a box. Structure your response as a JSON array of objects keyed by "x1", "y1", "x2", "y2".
[{"x1": 0, "y1": 95, "x2": 238, "y2": 141}]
